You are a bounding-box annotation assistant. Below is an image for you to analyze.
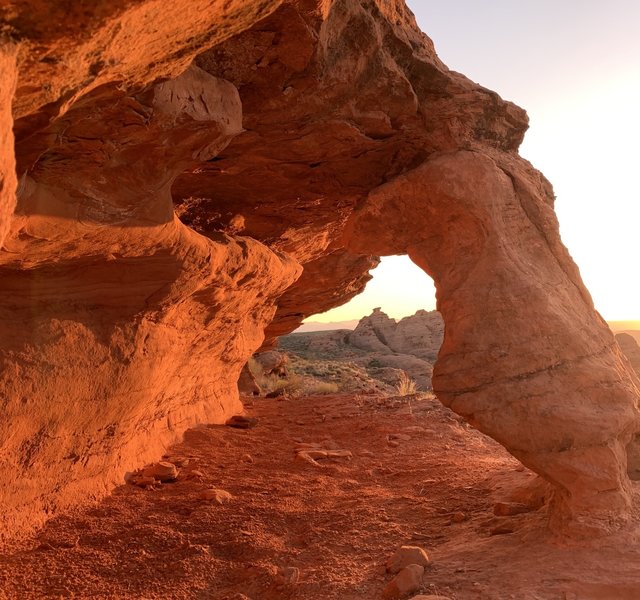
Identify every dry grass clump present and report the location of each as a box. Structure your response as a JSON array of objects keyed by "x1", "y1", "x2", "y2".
[
  {"x1": 266, "y1": 376, "x2": 339, "y2": 397},
  {"x1": 395, "y1": 371, "x2": 417, "y2": 396},
  {"x1": 305, "y1": 381, "x2": 339, "y2": 395},
  {"x1": 247, "y1": 357, "x2": 279, "y2": 391},
  {"x1": 249, "y1": 357, "x2": 339, "y2": 396}
]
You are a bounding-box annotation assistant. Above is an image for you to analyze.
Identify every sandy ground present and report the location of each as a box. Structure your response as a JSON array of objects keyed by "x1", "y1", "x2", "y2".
[{"x1": 1, "y1": 392, "x2": 640, "y2": 600}]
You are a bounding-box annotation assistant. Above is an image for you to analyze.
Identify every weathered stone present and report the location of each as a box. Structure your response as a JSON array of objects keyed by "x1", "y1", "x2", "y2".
[
  {"x1": 131, "y1": 476, "x2": 158, "y2": 488},
  {"x1": 295, "y1": 447, "x2": 352, "y2": 466},
  {"x1": 238, "y1": 364, "x2": 261, "y2": 396},
  {"x1": 301, "y1": 450, "x2": 329, "y2": 460},
  {"x1": 199, "y1": 489, "x2": 233, "y2": 504},
  {"x1": 348, "y1": 308, "x2": 442, "y2": 389},
  {"x1": 389, "y1": 433, "x2": 412, "y2": 441},
  {"x1": 325, "y1": 450, "x2": 353, "y2": 459},
  {"x1": 277, "y1": 566, "x2": 300, "y2": 584},
  {"x1": 344, "y1": 149, "x2": 640, "y2": 535},
  {"x1": 226, "y1": 416, "x2": 259, "y2": 430},
  {"x1": 387, "y1": 546, "x2": 430, "y2": 574},
  {"x1": 383, "y1": 564, "x2": 425, "y2": 599},
  {"x1": 253, "y1": 351, "x2": 289, "y2": 377},
  {"x1": 490, "y1": 524, "x2": 516, "y2": 536},
  {"x1": 142, "y1": 462, "x2": 179, "y2": 482}
]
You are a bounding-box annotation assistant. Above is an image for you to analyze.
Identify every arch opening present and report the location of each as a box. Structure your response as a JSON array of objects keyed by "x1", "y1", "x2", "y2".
[{"x1": 338, "y1": 149, "x2": 640, "y2": 535}]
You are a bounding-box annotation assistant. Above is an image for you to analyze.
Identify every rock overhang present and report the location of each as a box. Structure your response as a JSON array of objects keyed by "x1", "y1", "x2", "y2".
[{"x1": 0, "y1": 0, "x2": 638, "y2": 543}]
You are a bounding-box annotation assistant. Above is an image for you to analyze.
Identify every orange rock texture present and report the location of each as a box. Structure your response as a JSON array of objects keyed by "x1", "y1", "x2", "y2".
[{"x1": 1, "y1": 0, "x2": 639, "y2": 541}]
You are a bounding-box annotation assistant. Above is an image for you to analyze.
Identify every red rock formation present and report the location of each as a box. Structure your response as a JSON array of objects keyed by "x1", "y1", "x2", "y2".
[
  {"x1": 1, "y1": 0, "x2": 639, "y2": 541},
  {"x1": 347, "y1": 308, "x2": 442, "y2": 388},
  {"x1": 1, "y1": 58, "x2": 300, "y2": 539},
  {"x1": 349, "y1": 308, "x2": 443, "y2": 362},
  {"x1": 344, "y1": 150, "x2": 640, "y2": 534}
]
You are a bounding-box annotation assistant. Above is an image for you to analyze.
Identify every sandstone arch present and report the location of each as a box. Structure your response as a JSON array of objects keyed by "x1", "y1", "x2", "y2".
[
  {"x1": 0, "y1": 0, "x2": 638, "y2": 543},
  {"x1": 344, "y1": 149, "x2": 640, "y2": 533}
]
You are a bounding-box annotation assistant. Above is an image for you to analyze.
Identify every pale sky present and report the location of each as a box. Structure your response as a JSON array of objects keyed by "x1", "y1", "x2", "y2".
[{"x1": 308, "y1": 0, "x2": 640, "y2": 324}]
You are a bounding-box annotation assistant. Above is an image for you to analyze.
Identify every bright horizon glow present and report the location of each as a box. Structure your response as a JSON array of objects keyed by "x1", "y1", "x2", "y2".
[
  {"x1": 307, "y1": 0, "x2": 639, "y2": 324},
  {"x1": 309, "y1": 256, "x2": 437, "y2": 323}
]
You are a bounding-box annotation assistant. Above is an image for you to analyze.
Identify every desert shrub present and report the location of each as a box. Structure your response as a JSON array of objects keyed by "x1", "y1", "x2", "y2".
[
  {"x1": 367, "y1": 358, "x2": 382, "y2": 368},
  {"x1": 395, "y1": 371, "x2": 417, "y2": 396},
  {"x1": 247, "y1": 357, "x2": 273, "y2": 391},
  {"x1": 248, "y1": 357, "x2": 301, "y2": 394},
  {"x1": 303, "y1": 381, "x2": 339, "y2": 395}
]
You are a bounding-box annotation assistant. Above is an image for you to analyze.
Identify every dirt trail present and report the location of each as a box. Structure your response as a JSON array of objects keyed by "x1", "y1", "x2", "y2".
[{"x1": 1, "y1": 393, "x2": 639, "y2": 599}]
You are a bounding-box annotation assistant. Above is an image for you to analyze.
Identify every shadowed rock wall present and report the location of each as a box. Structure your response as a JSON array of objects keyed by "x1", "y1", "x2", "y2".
[{"x1": 1, "y1": 0, "x2": 638, "y2": 541}]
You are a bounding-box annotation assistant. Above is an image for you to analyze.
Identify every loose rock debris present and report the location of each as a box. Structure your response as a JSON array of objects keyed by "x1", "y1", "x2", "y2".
[{"x1": 2, "y1": 392, "x2": 640, "y2": 599}]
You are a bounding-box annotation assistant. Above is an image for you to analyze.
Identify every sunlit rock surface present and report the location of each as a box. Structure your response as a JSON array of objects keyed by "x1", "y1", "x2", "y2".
[
  {"x1": 0, "y1": 0, "x2": 639, "y2": 541},
  {"x1": 350, "y1": 308, "x2": 443, "y2": 362}
]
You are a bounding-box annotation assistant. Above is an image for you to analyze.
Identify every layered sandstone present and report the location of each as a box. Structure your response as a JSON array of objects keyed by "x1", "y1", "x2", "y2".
[{"x1": 1, "y1": 0, "x2": 639, "y2": 541}]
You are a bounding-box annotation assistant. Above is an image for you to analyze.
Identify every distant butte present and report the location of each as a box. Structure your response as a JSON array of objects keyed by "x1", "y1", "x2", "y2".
[{"x1": 0, "y1": 0, "x2": 639, "y2": 543}]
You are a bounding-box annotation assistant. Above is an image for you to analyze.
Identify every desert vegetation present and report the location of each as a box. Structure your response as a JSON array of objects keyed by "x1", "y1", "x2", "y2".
[{"x1": 247, "y1": 352, "x2": 415, "y2": 397}]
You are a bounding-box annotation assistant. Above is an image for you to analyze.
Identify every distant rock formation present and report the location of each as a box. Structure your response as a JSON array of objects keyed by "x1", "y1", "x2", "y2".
[
  {"x1": 350, "y1": 308, "x2": 444, "y2": 362},
  {"x1": 280, "y1": 307, "x2": 444, "y2": 390}
]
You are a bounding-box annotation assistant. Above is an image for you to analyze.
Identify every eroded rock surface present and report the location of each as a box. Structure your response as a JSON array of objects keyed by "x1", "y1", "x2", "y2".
[
  {"x1": 1, "y1": 0, "x2": 639, "y2": 541},
  {"x1": 344, "y1": 150, "x2": 640, "y2": 533},
  {"x1": 348, "y1": 308, "x2": 443, "y2": 387},
  {"x1": 617, "y1": 333, "x2": 640, "y2": 377}
]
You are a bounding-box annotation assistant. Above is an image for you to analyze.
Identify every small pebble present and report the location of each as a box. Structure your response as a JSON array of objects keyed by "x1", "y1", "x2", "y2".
[
  {"x1": 388, "y1": 433, "x2": 411, "y2": 441},
  {"x1": 199, "y1": 488, "x2": 233, "y2": 504},
  {"x1": 489, "y1": 524, "x2": 515, "y2": 536},
  {"x1": 278, "y1": 566, "x2": 300, "y2": 584},
  {"x1": 132, "y1": 475, "x2": 158, "y2": 488}
]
